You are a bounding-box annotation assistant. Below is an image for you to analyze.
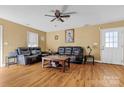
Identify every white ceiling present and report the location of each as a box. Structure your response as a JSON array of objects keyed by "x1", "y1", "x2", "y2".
[{"x1": 0, "y1": 5, "x2": 124, "y2": 32}]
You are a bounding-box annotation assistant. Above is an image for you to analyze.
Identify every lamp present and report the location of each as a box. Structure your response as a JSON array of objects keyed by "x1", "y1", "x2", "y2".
[
  {"x1": 93, "y1": 42, "x2": 98, "y2": 49},
  {"x1": 87, "y1": 46, "x2": 92, "y2": 56}
]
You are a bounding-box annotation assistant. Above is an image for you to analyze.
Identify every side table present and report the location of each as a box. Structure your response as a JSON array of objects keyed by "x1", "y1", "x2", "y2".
[
  {"x1": 84, "y1": 55, "x2": 94, "y2": 65},
  {"x1": 6, "y1": 56, "x2": 17, "y2": 67}
]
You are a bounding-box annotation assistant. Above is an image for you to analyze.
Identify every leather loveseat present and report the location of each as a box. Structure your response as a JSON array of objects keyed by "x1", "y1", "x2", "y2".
[
  {"x1": 16, "y1": 47, "x2": 42, "y2": 65},
  {"x1": 58, "y1": 46, "x2": 84, "y2": 64}
]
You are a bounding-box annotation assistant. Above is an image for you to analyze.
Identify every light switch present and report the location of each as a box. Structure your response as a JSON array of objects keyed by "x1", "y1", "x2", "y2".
[{"x1": 4, "y1": 42, "x2": 8, "y2": 45}]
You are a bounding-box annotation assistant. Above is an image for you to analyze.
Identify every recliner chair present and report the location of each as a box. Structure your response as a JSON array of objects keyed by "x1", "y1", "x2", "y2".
[{"x1": 17, "y1": 47, "x2": 42, "y2": 65}]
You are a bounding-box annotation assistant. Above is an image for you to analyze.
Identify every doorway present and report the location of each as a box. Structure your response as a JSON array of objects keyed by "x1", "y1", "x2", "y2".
[
  {"x1": 0, "y1": 25, "x2": 3, "y2": 67},
  {"x1": 100, "y1": 27, "x2": 124, "y2": 65}
]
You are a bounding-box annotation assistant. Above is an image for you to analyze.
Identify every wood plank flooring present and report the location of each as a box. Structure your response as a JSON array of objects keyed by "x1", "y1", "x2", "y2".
[{"x1": 0, "y1": 62, "x2": 124, "y2": 87}]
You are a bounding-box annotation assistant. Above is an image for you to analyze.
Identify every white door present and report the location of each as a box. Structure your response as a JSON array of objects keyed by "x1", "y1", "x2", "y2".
[
  {"x1": 0, "y1": 25, "x2": 3, "y2": 67},
  {"x1": 100, "y1": 27, "x2": 124, "y2": 65}
]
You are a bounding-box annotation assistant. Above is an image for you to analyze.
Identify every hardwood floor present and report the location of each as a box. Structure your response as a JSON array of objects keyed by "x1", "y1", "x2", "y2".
[{"x1": 0, "y1": 62, "x2": 124, "y2": 87}]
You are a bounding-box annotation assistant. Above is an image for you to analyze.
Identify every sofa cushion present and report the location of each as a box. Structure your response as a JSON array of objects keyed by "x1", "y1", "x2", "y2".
[
  {"x1": 30, "y1": 47, "x2": 41, "y2": 55},
  {"x1": 65, "y1": 47, "x2": 72, "y2": 55},
  {"x1": 72, "y1": 47, "x2": 81, "y2": 55},
  {"x1": 31, "y1": 50, "x2": 37, "y2": 55},
  {"x1": 17, "y1": 47, "x2": 31, "y2": 56},
  {"x1": 36, "y1": 50, "x2": 41, "y2": 55},
  {"x1": 21, "y1": 51, "x2": 30, "y2": 56},
  {"x1": 58, "y1": 47, "x2": 65, "y2": 55},
  {"x1": 26, "y1": 55, "x2": 38, "y2": 58}
]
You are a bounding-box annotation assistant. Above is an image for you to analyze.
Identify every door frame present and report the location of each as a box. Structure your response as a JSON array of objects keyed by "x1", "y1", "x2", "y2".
[
  {"x1": 0, "y1": 25, "x2": 3, "y2": 67},
  {"x1": 100, "y1": 27, "x2": 124, "y2": 65}
]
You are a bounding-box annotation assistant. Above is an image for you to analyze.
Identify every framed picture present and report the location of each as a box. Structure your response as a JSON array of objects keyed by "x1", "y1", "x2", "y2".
[
  {"x1": 55, "y1": 35, "x2": 59, "y2": 40},
  {"x1": 65, "y1": 29, "x2": 74, "y2": 43}
]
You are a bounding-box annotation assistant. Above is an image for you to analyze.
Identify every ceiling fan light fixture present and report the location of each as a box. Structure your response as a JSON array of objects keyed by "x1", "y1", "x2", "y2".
[{"x1": 45, "y1": 6, "x2": 76, "y2": 22}]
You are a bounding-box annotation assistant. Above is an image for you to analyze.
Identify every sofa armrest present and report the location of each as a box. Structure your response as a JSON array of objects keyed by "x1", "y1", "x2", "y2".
[{"x1": 17, "y1": 55, "x2": 26, "y2": 65}]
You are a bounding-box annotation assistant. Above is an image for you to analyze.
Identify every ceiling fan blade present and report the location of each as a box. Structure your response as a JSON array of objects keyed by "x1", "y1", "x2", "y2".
[
  {"x1": 45, "y1": 14, "x2": 55, "y2": 17},
  {"x1": 62, "y1": 12, "x2": 76, "y2": 15},
  {"x1": 59, "y1": 18, "x2": 64, "y2": 22},
  {"x1": 60, "y1": 15, "x2": 70, "y2": 17},
  {"x1": 50, "y1": 18, "x2": 57, "y2": 22}
]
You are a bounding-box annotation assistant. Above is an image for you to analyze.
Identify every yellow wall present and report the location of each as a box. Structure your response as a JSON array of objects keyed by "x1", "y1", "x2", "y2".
[
  {"x1": 46, "y1": 20, "x2": 124, "y2": 60},
  {"x1": 0, "y1": 18, "x2": 46, "y2": 64},
  {"x1": 1, "y1": 17, "x2": 124, "y2": 63}
]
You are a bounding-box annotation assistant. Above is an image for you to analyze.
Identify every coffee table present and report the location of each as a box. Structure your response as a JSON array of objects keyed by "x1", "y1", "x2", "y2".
[{"x1": 42, "y1": 55, "x2": 70, "y2": 72}]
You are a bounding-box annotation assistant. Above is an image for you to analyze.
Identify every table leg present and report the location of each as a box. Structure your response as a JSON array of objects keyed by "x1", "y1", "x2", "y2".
[
  {"x1": 84, "y1": 56, "x2": 86, "y2": 64},
  {"x1": 93, "y1": 57, "x2": 94, "y2": 65},
  {"x1": 14, "y1": 57, "x2": 15, "y2": 63},
  {"x1": 49, "y1": 60, "x2": 52, "y2": 67},
  {"x1": 68, "y1": 58, "x2": 70, "y2": 68},
  {"x1": 6, "y1": 56, "x2": 9, "y2": 67},
  {"x1": 42, "y1": 58, "x2": 44, "y2": 68},
  {"x1": 62, "y1": 60, "x2": 65, "y2": 72}
]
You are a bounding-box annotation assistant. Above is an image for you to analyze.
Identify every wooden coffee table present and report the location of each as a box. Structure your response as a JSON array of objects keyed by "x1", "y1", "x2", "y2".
[{"x1": 42, "y1": 55, "x2": 70, "y2": 72}]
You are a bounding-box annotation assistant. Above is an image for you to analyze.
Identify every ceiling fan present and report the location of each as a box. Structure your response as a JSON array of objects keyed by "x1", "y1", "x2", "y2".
[{"x1": 45, "y1": 6, "x2": 76, "y2": 22}]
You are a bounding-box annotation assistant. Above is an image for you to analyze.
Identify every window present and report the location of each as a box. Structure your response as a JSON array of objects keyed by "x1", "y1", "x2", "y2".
[
  {"x1": 27, "y1": 32, "x2": 38, "y2": 47},
  {"x1": 105, "y1": 31, "x2": 118, "y2": 48}
]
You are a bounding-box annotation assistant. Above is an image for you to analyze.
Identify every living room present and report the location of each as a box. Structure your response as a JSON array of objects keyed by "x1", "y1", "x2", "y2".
[{"x1": 0, "y1": 3, "x2": 124, "y2": 92}]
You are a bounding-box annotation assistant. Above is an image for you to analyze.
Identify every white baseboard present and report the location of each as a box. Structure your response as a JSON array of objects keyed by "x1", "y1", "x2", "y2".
[
  {"x1": 95, "y1": 60, "x2": 124, "y2": 66},
  {"x1": 95, "y1": 60, "x2": 102, "y2": 63},
  {"x1": 0, "y1": 64, "x2": 6, "y2": 67}
]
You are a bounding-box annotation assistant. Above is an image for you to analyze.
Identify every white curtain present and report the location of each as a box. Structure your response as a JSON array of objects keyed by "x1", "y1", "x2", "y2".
[{"x1": 27, "y1": 32, "x2": 38, "y2": 47}]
